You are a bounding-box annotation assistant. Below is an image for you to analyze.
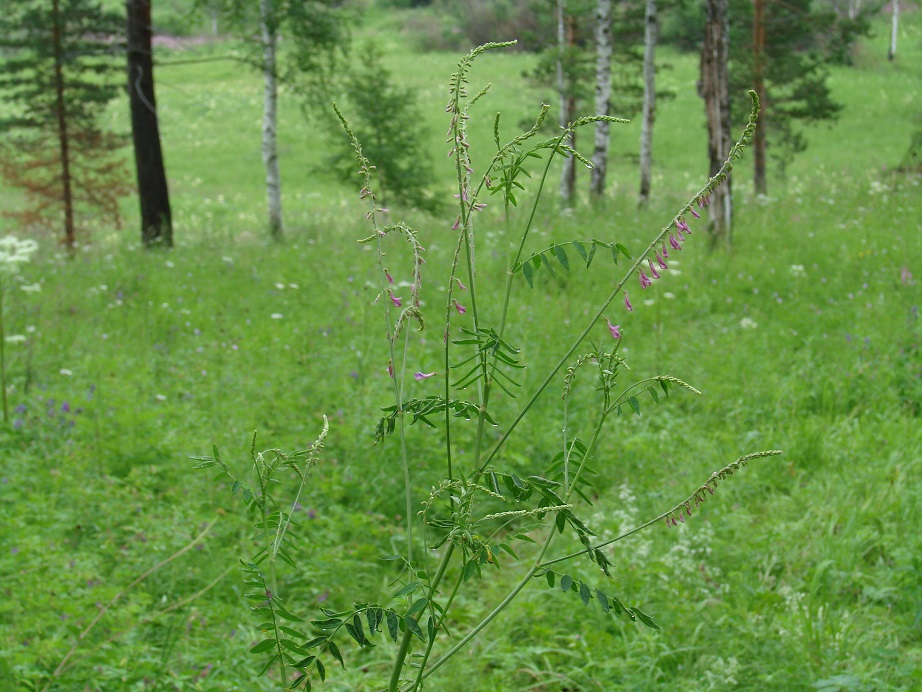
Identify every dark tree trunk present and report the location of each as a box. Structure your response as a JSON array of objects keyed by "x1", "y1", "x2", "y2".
[
  {"x1": 752, "y1": 0, "x2": 767, "y2": 195},
  {"x1": 127, "y1": 0, "x2": 173, "y2": 248},
  {"x1": 701, "y1": 0, "x2": 733, "y2": 246},
  {"x1": 52, "y1": 0, "x2": 76, "y2": 251}
]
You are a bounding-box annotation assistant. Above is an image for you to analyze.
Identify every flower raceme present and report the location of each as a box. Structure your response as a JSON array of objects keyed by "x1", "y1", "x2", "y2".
[{"x1": 622, "y1": 197, "x2": 709, "y2": 311}]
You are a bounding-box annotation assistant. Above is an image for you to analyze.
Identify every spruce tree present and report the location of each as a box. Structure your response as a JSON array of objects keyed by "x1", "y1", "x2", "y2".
[
  {"x1": 729, "y1": 0, "x2": 843, "y2": 193},
  {"x1": 0, "y1": 0, "x2": 130, "y2": 250}
]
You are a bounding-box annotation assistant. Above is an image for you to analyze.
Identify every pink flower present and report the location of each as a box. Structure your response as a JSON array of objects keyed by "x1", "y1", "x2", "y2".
[
  {"x1": 414, "y1": 372, "x2": 436, "y2": 381},
  {"x1": 451, "y1": 216, "x2": 460, "y2": 231},
  {"x1": 624, "y1": 291, "x2": 633, "y2": 312},
  {"x1": 690, "y1": 207, "x2": 701, "y2": 219},
  {"x1": 648, "y1": 259, "x2": 661, "y2": 280},
  {"x1": 389, "y1": 292, "x2": 402, "y2": 307},
  {"x1": 669, "y1": 234, "x2": 682, "y2": 251},
  {"x1": 385, "y1": 269, "x2": 394, "y2": 284},
  {"x1": 453, "y1": 299, "x2": 467, "y2": 314},
  {"x1": 656, "y1": 252, "x2": 668, "y2": 270},
  {"x1": 661, "y1": 244, "x2": 669, "y2": 259},
  {"x1": 605, "y1": 318, "x2": 621, "y2": 340},
  {"x1": 387, "y1": 362, "x2": 394, "y2": 378},
  {"x1": 455, "y1": 278, "x2": 467, "y2": 291},
  {"x1": 639, "y1": 268, "x2": 653, "y2": 290}
]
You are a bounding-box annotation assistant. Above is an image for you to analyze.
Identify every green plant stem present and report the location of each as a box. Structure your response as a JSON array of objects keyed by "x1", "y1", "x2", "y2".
[
  {"x1": 388, "y1": 542, "x2": 456, "y2": 692},
  {"x1": 419, "y1": 527, "x2": 557, "y2": 682},
  {"x1": 0, "y1": 283, "x2": 7, "y2": 423}
]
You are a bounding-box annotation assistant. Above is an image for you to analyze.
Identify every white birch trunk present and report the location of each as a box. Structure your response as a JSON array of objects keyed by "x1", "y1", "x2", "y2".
[
  {"x1": 638, "y1": 0, "x2": 657, "y2": 204},
  {"x1": 557, "y1": 0, "x2": 575, "y2": 204},
  {"x1": 888, "y1": 0, "x2": 898, "y2": 61},
  {"x1": 589, "y1": 0, "x2": 613, "y2": 198},
  {"x1": 261, "y1": 0, "x2": 283, "y2": 238}
]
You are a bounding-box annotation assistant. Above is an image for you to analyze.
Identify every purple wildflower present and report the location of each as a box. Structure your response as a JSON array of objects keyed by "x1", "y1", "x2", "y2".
[
  {"x1": 690, "y1": 207, "x2": 701, "y2": 219},
  {"x1": 385, "y1": 269, "x2": 394, "y2": 284},
  {"x1": 453, "y1": 299, "x2": 467, "y2": 314},
  {"x1": 624, "y1": 291, "x2": 633, "y2": 312},
  {"x1": 389, "y1": 292, "x2": 402, "y2": 308},
  {"x1": 455, "y1": 278, "x2": 467, "y2": 291},
  {"x1": 648, "y1": 260, "x2": 661, "y2": 280},
  {"x1": 656, "y1": 252, "x2": 668, "y2": 270},
  {"x1": 639, "y1": 268, "x2": 653, "y2": 290},
  {"x1": 451, "y1": 216, "x2": 460, "y2": 231},
  {"x1": 387, "y1": 362, "x2": 394, "y2": 379},
  {"x1": 661, "y1": 244, "x2": 669, "y2": 259},
  {"x1": 605, "y1": 318, "x2": 622, "y2": 340},
  {"x1": 414, "y1": 371, "x2": 437, "y2": 381},
  {"x1": 61, "y1": 402, "x2": 70, "y2": 413},
  {"x1": 669, "y1": 234, "x2": 682, "y2": 251}
]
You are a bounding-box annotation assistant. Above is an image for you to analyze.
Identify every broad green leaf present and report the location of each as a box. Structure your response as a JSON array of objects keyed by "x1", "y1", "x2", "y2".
[
  {"x1": 628, "y1": 396, "x2": 641, "y2": 415},
  {"x1": 553, "y1": 244, "x2": 570, "y2": 271},
  {"x1": 579, "y1": 582, "x2": 591, "y2": 606},
  {"x1": 392, "y1": 581, "x2": 420, "y2": 599},
  {"x1": 406, "y1": 598, "x2": 428, "y2": 619},
  {"x1": 560, "y1": 575, "x2": 573, "y2": 592},
  {"x1": 596, "y1": 589, "x2": 610, "y2": 612},
  {"x1": 316, "y1": 658, "x2": 326, "y2": 682},
  {"x1": 545, "y1": 571, "x2": 555, "y2": 588},
  {"x1": 631, "y1": 607, "x2": 661, "y2": 629},
  {"x1": 573, "y1": 241, "x2": 588, "y2": 263},
  {"x1": 405, "y1": 615, "x2": 425, "y2": 641},
  {"x1": 386, "y1": 610, "x2": 399, "y2": 642},
  {"x1": 327, "y1": 640, "x2": 345, "y2": 668},
  {"x1": 250, "y1": 639, "x2": 277, "y2": 654},
  {"x1": 522, "y1": 260, "x2": 534, "y2": 288}
]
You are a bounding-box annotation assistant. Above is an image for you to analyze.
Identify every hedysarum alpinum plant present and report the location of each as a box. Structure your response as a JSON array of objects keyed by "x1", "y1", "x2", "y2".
[{"x1": 196, "y1": 42, "x2": 781, "y2": 691}]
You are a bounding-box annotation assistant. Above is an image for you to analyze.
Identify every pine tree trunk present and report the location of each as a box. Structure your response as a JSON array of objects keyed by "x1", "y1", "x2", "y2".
[
  {"x1": 127, "y1": 0, "x2": 173, "y2": 248},
  {"x1": 888, "y1": 0, "x2": 898, "y2": 61},
  {"x1": 557, "y1": 0, "x2": 576, "y2": 205},
  {"x1": 752, "y1": 0, "x2": 767, "y2": 195},
  {"x1": 51, "y1": 0, "x2": 76, "y2": 251},
  {"x1": 701, "y1": 0, "x2": 733, "y2": 245},
  {"x1": 638, "y1": 0, "x2": 657, "y2": 205},
  {"x1": 590, "y1": 0, "x2": 613, "y2": 199},
  {"x1": 260, "y1": 0, "x2": 283, "y2": 239}
]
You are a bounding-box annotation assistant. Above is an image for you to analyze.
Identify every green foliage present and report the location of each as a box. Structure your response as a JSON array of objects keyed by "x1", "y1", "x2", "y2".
[
  {"x1": 0, "y1": 14, "x2": 919, "y2": 692},
  {"x1": 0, "y1": 0, "x2": 130, "y2": 238},
  {"x1": 324, "y1": 43, "x2": 443, "y2": 214},
  {"x1": 729, "y1": 0, "x2": 847, "y2": 173}
]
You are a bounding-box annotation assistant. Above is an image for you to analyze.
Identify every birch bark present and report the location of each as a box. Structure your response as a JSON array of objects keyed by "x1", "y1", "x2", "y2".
[
  {"x1": 557, "y1": 0, "x2": 576, "y2": 204},
  {"x1": 638, "y1": 0, "x2": 657, "y2": 204},
  {"x1": 589, "y1": 0, "x2": 613, "y2": 199},
  {"x1": 888, "y1": 0, "x2": 898, "y2": 61},
  {"x1": 260, "y1": 0, "x2": 283, "y2": 239}
]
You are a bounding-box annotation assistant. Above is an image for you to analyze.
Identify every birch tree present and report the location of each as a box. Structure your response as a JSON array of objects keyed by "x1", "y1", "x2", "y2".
[
  {"x1": 888, "y1": 0, "x2": 898, "y2": 62},
  {"x1": 638, "y1": 0, "x2": 657, "y2": 204},
  {"x1": 203, "y1": 0, "x2": 348, "y2": 239},
  {"x1": 260, "y1": 0, "x2": 282, "y2": 238},
  {"x1": 589, "y1": 0, "x2": 613, "y2": 199},
  {"x1": 557, "y1": 0, "x2": 577, "y2": 205}
]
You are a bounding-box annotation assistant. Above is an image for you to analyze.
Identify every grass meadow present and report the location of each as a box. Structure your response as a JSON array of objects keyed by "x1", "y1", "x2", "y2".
[{"x1": 0, "y1": 8, "x2": 920, "y2": 690}]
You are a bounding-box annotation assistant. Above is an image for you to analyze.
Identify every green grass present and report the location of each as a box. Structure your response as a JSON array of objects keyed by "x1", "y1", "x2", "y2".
[{"x1": 0, "y1": 9, "x2": 921, "y2": 691}]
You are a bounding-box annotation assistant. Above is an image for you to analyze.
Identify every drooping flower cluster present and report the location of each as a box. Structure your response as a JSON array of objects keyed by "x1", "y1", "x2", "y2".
[
  {"x1": 663, "y1": 449, "x2": 782, "y2": 528},
  {"x1": 623, "y1": 194, "x2": 711, "y2": 314}
]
